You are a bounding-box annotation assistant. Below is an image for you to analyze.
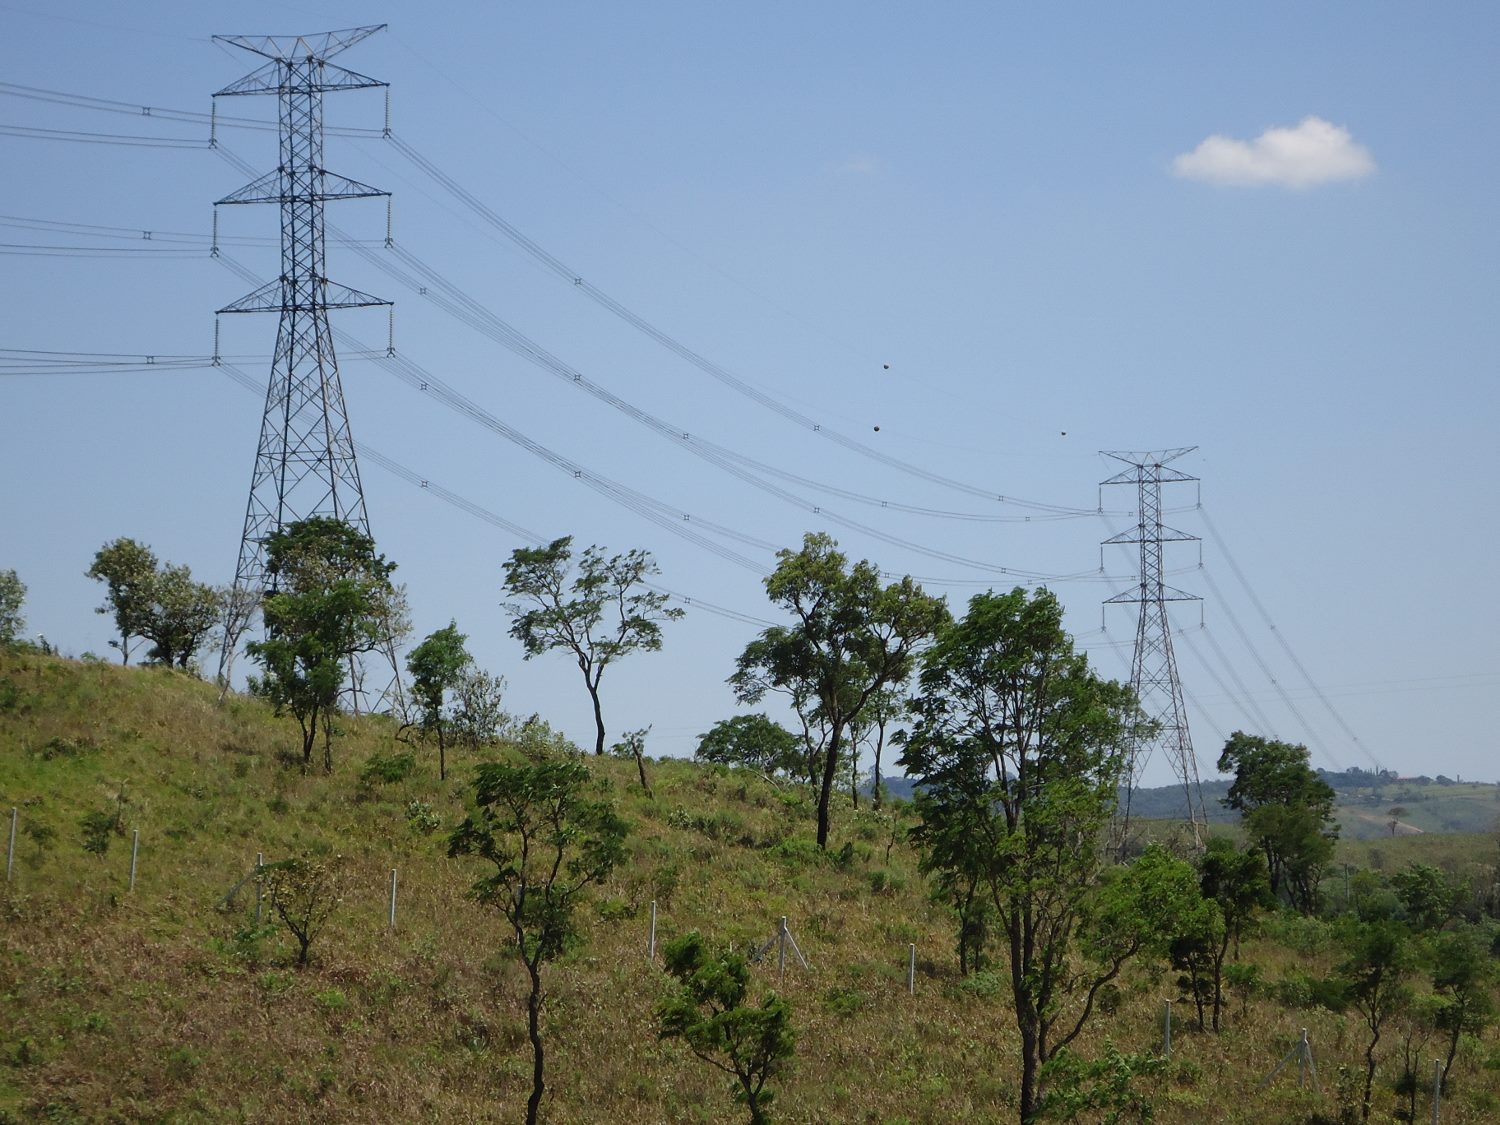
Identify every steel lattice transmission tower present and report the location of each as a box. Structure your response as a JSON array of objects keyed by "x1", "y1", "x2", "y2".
[
  {"x1": 1102, "y1": 447, "x2": 1208, "y2": 850},
  {"x1": 212, "y1": 26, "x2": 400, "y2": 710}
]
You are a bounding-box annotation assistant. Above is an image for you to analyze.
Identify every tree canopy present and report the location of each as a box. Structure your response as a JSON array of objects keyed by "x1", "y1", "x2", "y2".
[
  {"x1": 1217, "y1": 732, "x2": 1338, "y2": 914},
  {"x1": 733, "y1": 532, "x2": 948, "y2": 849},
  {"x1": 503, "y1": 536, "x2": 682, "y2": 757},
  {"x1": 248, "y1": 518, "x2": 406, "y2": 771},
  {"x1": 899, "y1": 586, "x2": 1138, "y2": 1122},
  {"x1": 405, "y1": 620, "x2": 473, "y2": 780}
]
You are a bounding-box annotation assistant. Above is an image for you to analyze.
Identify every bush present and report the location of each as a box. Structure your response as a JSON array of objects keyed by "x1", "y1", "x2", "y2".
[{"x1": 360, "y1": 751, "x2": 416, "y2": 785}]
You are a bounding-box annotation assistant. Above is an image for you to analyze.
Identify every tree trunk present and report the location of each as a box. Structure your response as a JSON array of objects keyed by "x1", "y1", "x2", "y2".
[
  {"x1": 526, "y1": 960, "x2": 545, "y2": 1125},
  {"x1": 816, "y1": 724, "x2": 842, "y2": 849},
  {"x1": 1018, "y1": 1021, "x2": 1041, "y2": 1123},
  {"x1": 1362, "y1": 1025, "x2": 1380, "y2": 1123},
  {"x1": 588, "y1": 681, "x2": 606, "y2": 756},
  {"x1": 438, "y1": 725, "x2": 447, "y2": 782}
]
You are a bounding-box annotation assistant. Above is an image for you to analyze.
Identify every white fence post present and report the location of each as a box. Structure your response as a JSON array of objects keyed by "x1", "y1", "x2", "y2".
[
  {"x1": 5, "y1": 808, "x2": 15, "y2": 882},
  {"x1": 128, "y1": 829, "x2": 139, "y2": 892},
  {"x1": 1163, "y1": 1000, "x2": 1172, "y2": 1059},
  {"x1": 907, "y1": 943, "x2": 916, "y2": 996},
  {"x1": 388, "y1": 869, "x2": 398, "y2": 931}
]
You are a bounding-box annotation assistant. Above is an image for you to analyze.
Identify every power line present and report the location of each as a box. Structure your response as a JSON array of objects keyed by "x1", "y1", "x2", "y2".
[
  {"x1": 213, "y1": 360, "x2": 775, "y2": 629},
  {"x1": 1199, "y1": 506, "x2": 1380, "y2": 770}
]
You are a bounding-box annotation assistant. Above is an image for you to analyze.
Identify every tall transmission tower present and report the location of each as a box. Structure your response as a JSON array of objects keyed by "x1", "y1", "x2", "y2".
[
  {"x1": 1101, "y1": 447, "x2": 1208, "y2": 850},
  {"x1": 212, "y1": 26, "x2": 400, "y2": 710}
]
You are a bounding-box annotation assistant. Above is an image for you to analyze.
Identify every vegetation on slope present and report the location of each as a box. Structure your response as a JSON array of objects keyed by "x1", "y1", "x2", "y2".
[{"x1": 3, "y1": 651, "x2": 1500, "y2": 1123}]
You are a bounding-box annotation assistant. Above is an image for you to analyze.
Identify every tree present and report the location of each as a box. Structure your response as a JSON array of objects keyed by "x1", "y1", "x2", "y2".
[
  {"x1": 262, "y1": 855, "x2": 347, "y2": 968},
  {"x1": 1195, "y1": 836, "x2": 1271, "y2": 1030},
  {"x1": 1431, "y1": 926, "x2": 1498, "y2": 1087},
  {"x1": 448, "y1": 758, "x2": 627, "y2": 1125},
  {"x1": 451, "y1": 665, "x2": 510, "y2": 748},
  {"x1": 406, "y1": 620, "x2": 473, "y2": 781},
  {"x1": 1391, "y1": 863, "x2": 1462, "y2": 931},
  {"x1": 247, "y1": 518, "x2": 406, "y2": 771},
  {"x1": 899, "y1": 587, "x2": 1139, "y2": 1123},
  {"x1": 86, "y1": 537, "x2": 158, "y2": 664},
  {"x1": 1338, "y1": 920, "x2": 1414, "y2": 1123},
  {"x1": 658, "y1": 930, "x2": 797, "y2": 1125},
  {"x1": 138, "y1": 563, "x2": 221, "y2": 669},
  {"x1": 861, "y1": 687, "x2": 905, "y2": 810},
  {"x1": 502, "y1": 536, "x2": 682, "y2": 757},
  {"x1": 0, "y1": 569, "x2": 25, "y2": 646},
  {"x1": 695, "y1": 714, "x2": 803, "y2": 778},
  {"x1": 609, "y1": 726, "x2": 654, "y2": 796},
  {"x1": 1387, "y1": 805, "x2": 1408, "y2": 837},
  {"x1": 215, "y1": 581, "x2": 261, "y2": 702},
  {"x1": 1217, "y1": 732, "x2": 1338, "y2": 913},
  {"x1": 733, "y1": 533, "x2": 949, "y2": 849}
]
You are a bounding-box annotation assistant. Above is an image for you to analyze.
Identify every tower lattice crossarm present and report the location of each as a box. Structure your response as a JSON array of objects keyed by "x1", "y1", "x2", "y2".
[
  {"x1": 211, "y1": 26, "x2": 401, "y2": 713},
  {"x1": 1100, "y1": 447, "x2": 1207, "y2": 850}
]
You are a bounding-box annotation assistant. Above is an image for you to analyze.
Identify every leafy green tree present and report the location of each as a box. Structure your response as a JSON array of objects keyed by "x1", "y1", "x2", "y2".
[
  {"x1": 1037, "y1": 1045, "x2": 1165, "y2": 1124},
  {"x1": 503, "y1": 536, "x2": 682, "y2": 757},
  {"x1": 1094, "y1": 846, "x2": 1221, "y2": 1031},
  {"x1": 1217, "y1": 732, "x2": 1338, "y2": 913},
  {"x1": 138, "y1": 563, "x2": 221, "y2": 669},
  {"x1": 247, "y1": 518, "x2": 406, "y2": 771},
  {"x1": 1196, "y1": 836, "x2": 1272, "y2": 1029},
  {"x1": 448, "y1": 757, "x2": 627, "y2": 1125},
  {"x1": 696, "y1": 713, "x2": 803, "y2": 777},
  {"x1": 86, "y1": 537, "x2": 159, "y2": 664},
  {"x1": 734, "y1": 532, "x2": 949, "y2": 849},
  {"x1": 658, "y1": 930, "x2": 796, "y2": 1125},
  {"x1": 406, "y1": 620, "x2": 473, "y2": 781},
  {"x1": 1391, "y1": 863, "x2": 1462, "y2": 931},
  {"x1": 0, "y1": 568, "x2": 25, "y2": 645},
  {"x1": 900, "y1": 587, "x2": 1138, "y2": 1123},
  {"x1": 1338, "y1": 920, "x2": 1414, "y2": 1122},
  {"x1": 1431, "y1": 926, "x2": 1498, "y2": 1087},
  {"x1": 261, "y1": 855, "x2": 347, "y2": 968}
]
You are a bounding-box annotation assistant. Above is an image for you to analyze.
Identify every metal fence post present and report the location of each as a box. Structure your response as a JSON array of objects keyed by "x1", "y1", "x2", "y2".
[
  {"x1": 648, "y1": 899, "x2": 657, "y2": 961},
  {"x1": 128, "y1": 829, "x2": 139, "y2": 892},
  {"x1": 778, "y1": 916, "x2": 788, "y2": 985},
  {"x1": 1432, "y1": 1058, "x2": 1441, "y2": 1124},
  {"x1": 1163, "y1": 1000, "x2": 1172, "y2": 1059},
  {"x1": 5, "y1": 808, "x2": 15, "y2": 882},
  {"x1": 388, "y1": 869, "x2": 398, "y2": 931},
  {"x1": 254, "y1": 852, "x2": 263, "y2": 926},
  {"x1": 907, "y1": 943, "x2": 916, "y2": 996}
]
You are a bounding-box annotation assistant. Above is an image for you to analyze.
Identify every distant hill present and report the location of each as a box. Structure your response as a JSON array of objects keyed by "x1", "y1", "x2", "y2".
[{"x1": 875, "y1": 773, "x2": 1500, "y2": 840}]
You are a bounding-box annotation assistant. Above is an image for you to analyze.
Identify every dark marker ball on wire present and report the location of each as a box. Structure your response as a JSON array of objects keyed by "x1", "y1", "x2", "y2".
[
  {"x1": 883, "y1": 364, "x2": 890, "y2": 370},
  {"x1": 873, "y1": 425, "x2": 880, "y2": 432}
]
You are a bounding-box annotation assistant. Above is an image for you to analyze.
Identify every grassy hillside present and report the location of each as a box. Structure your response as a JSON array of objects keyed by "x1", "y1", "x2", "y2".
[{"x1": 3, "y1": 651, "x2": 1499, "y2": 1123}]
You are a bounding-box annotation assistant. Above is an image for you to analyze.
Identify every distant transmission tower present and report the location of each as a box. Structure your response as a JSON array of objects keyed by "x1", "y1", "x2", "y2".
[
  {"x1": 1102, "y1": 447, "x2": 1208, "y2": 851},
  {"x1": 212, "y1": 26, "x2": 400, "y2": 710}
]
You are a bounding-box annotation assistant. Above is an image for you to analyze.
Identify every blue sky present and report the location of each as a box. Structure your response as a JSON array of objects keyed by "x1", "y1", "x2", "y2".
[{"x1": 3, "y1": 2, "x2": 1496, "y2": 788}]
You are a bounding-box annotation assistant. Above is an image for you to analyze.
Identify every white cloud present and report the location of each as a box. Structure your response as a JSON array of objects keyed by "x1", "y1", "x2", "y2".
[{"x1": 1173, "y1": 116, "x2": 1375, "y2": 189}]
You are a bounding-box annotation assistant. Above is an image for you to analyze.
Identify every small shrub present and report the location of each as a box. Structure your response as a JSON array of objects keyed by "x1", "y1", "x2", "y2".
[
  {"x1": 78, "y1": 809, "x2": 116, "y2": 859},
  {"x1": 955, "y1": 971, "x2": 1005, "y2": 1000},
  {"x1": 596, "y1": 896, "x2": 636, "y2": 922},
  {"x1": 404, "y1": 799, "x2": 441, "y2": 835},
  {"x1": 867, "y1": 869, "x2": 905, "y2": 896},
  {"x1": 823, "y1": 985, "x2": 867, "y2": 1017},
  {"x1": 360, "y1": 750, "x2": 416, "y2": 786},
  {"x1": 314, "y1": 988, "x2": 348, "y2": 1012}
]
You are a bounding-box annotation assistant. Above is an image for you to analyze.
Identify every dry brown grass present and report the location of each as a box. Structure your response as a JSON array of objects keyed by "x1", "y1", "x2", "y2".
[{"x1": 2, "y1": 650, "x2": 1498, "y2": 1123}]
